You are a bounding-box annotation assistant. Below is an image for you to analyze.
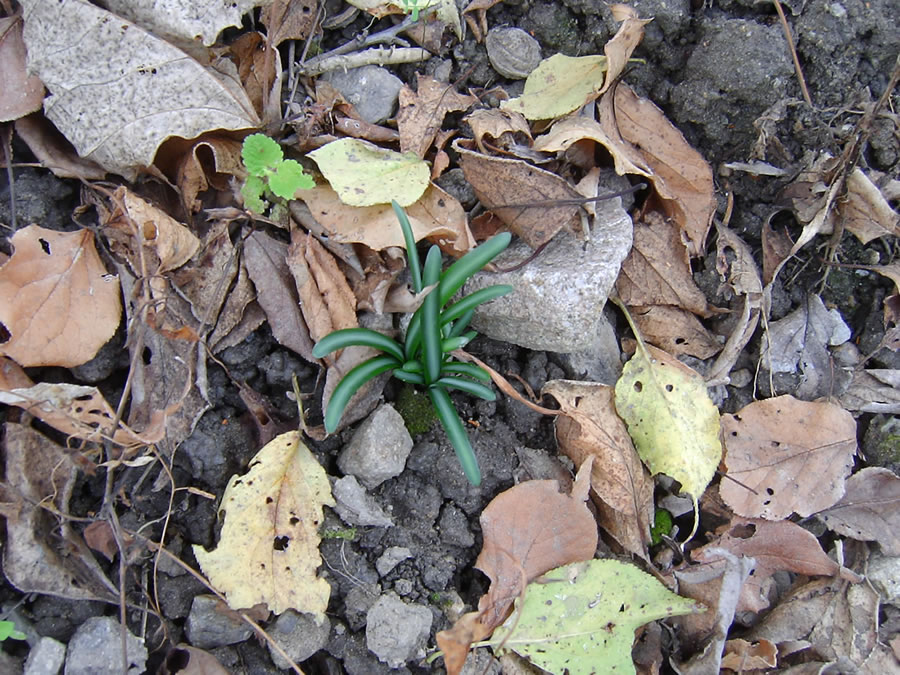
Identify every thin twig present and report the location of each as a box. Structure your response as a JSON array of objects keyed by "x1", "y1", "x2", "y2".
[
  {"x1": 773, "y1": 0, "x2": 812, "y2": 106},
  {"x1": 300, "y1": 46, "x2": 429, "y2": 77}
]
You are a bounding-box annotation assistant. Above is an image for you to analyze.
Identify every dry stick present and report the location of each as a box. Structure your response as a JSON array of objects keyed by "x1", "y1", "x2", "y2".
[
  {"x1": 301, "y1": 46, "x2": 430, "y2": 77},
  {"x1": 773, "y1": 0, "x2": 812, "y2": 106},
  {"x1": 1, "y1": 126, "x2": 15, "y2": 231}
]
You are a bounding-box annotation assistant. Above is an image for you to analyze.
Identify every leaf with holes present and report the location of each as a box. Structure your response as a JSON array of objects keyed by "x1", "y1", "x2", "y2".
[
  {"x1": 192, "y1": 431, "x2": 335, "y2": 617},
  {"x1": 488, "y1": 558, "x2": 702, "y2": 675}
]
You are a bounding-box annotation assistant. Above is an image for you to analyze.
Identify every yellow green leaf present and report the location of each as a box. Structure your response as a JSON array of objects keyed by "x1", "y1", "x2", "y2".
[
  {"x1": 307, "y1": 138, "x2": 429, "y2": 207},
  {"x1": 192, "y1": 431, "x2": 335, "y2": 617},
  {"x1": 614, "y1": 345, "x2": 721, "y2": 500},
  {"x1": 488, "y1": 558, "x2": 702, "y2": 675},
  {"x1": 500, "y1": 54, "x2": 608, "y2": 121}
]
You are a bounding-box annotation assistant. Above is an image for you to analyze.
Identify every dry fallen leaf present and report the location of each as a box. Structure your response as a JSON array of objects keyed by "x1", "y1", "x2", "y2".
[
  {"x1": 817, "y1": 467, "x2": 900, "y2": 555},
  {"x1": 193, "y1": 431, "x2": 335, "y2": 616},
  {"x1": 631, "y1": 305, "x2": 721, "y2": 360},
  {"x1": 840, "y1": 167, "x2": 900, "y2": 243},
  {"x1": 0, "y1": 14, "x2": 44, "y2": 122},
  {"x1": 601, "y1": 5, "x2": 653, "y2": 93},
  {"x1": 455, "y1": 139, "x2": 582, "y2": 249},
  {"x1": 172, "y1": 136, "x2": 245, "y2": 215},
  {"x1": 720, "y1": 639, "x2": 778, "y2": 671},
  {"x1": 542, "y1": 380, "x2": 653, "y2": 559},
  {"x1": 0, "y1": 225, "x2": 121, "y2": 368},
  {"x1": 398, "y1": 74, "x2": 476, "y2": 158},
  {"x1": 21, "y1": 0, "x2": 260, "y2": 179},
  {"x1": 532, "y1": 116, "x2": 651, "y2": 178},
  {"x1": 261, "y1": 0, "x2": 318, "y2": 47},
  {"x1": 13, "y1": 115, "x2": 107, "y2": 180},
  {"x1": 464, "y1": 108, "x2": 532, "y2": 154},
  {"x1": 720, "y1": 395, "x2": 857, "y2": 520}
]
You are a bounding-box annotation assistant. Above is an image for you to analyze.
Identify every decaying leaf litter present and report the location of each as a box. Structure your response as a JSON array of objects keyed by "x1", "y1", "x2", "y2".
[{"x1": 0, "y1": 0, "x2": 899, "y2": 672}]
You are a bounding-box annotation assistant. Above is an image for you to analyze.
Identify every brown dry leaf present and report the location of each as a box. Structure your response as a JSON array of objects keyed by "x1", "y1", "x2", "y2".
[
  {"x1": 173, "y1": 136, "x2": 244, "y2": 215},
  {"x1": 542, "y1": 380, "x2": 653, "y2": 559},
  {"x1": 170, "y1": 221, "x2": 239, "y2": 327},
  {"x1": 761, "y1": 217, "x2": 794, "y2": 286},
  {"x1": 83, "y1": 521, "x2": 119, "y2": 561},
  {"x1": 398, "y1": 74, "x2": 476, "y2": 158},
  {"x1": 840, "y1": 368, "x2": 900, "y2": 414},
  {"x1": 0, "y1": 225, "x2": 121, "y2": 368},
  {"x1": 455, "y1": 139, "x2": 582, "y2": 249},
  {"x1": 0, "y1": 355, "x2": 32, "y2": 390},
  {"x1": 208, "y1": 260, "x2": 262, "y2": 353},
  {"x1": 692, "y1": 517, "x2": 862, "y2": 607},
  {"x1": 720, "y1": 639, "x2": 777, "y2": 671},
  {"x1": 14, "y1": 115, "x2": 106, "y2": 180},
  {"x1": 631, "y1": 305, "x2": 721, "y2": 359},
  {"x1": 0, "y1": 423, "x2": 118, "y2": 602},
  {"x1": 601, "y1": 5, "x2": 653, "y2": 93},
  {"x1": 720, "y1": 396, "x2": 857, "y2": 520},
  {"x1": 0, "y1": 14, "x2": 44, "y2": 122},
  {"x1": 807, "y1": 580, "x2": 879, "y2": 667},
  {"x1": 299, "y1": 182, "x2": 473, "y2": 256},
  {"x1": 348, "y1": 246, "x2": 405, "y2": 314},
  {"x1": 228, "y1": 32, "x2": 277, "y2": 120},
  {"x1": 817, "y1": 467, "x2": 900, "y2": 555},
  {"x1": 460, "y1": 0, "x2": 502, "y2": 41},
  {"x1": 615, "y1": 212, "x2": 711, "y2": 316},
  {"x1": 603, "y1": 84, "x2": 715, "y2": 256},
  {"x1": 475, "y1": 460, "x2": 598, "y2": 631},
  {"x1": 244, "y1": 231, "x2": 317, "y2": 363},
  {"x1": 532, "y1": 116, "x2": 651, "y2": 178},
  {"x1": 435, "y1": 611, "x2": 493, "y2": 675},
  {"x1": 161, "y1": 645, "x2": 230, "y2": 675},
  {"x1": 464, "y1": 108, "x2": 532, "y2": 154},
  {"x1": 840, "y1": 167, "x2": 900, "y2": 243},
  {"x1": 261, "y1": 0, "x2": 318, "y2": 46},
  {"x1": 287, "y1": 230, "x2": 357, "y2": 349},
  {"x1": 120, "y1": 189, "x2": 201, "y2": 273}
]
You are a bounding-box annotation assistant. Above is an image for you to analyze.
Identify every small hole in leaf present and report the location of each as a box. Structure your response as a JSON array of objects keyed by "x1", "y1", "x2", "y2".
[
  {"x1": 731, "y1": 523, "x2": 756, "y2": 538},
  {"x1": 274, "y1": 536, "x2": 290, "y2": 551},
  {"x1": 266, "y1": 497, "x2": 273, "y2": 504},
  {"x1": 38, "y1": 238, "x2": 51, "y2": 254},
  {"x1": 633, "y1": 381, "x2": 643, "y2": 393},
  {"x1": 0, "y1": 322, "x2": 9, "y2": 344},
  {"x1": 665, "y1": 384, "x2": 673, "y2": 392},
  {"x1": 142, "y1": 347, "x2": 152, "y2": 364},
  {"x1": 289, "y1": 517, "x2": 299, "y2": 525},
  {"x1": 766, "y1": 487, "x2": 774, "y2": 495},
  {"x1": 674, "y1": 337, "x2": 685, "y2": 344}
]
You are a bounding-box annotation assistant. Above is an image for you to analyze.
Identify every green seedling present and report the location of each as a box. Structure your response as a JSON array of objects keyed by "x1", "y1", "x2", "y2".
[
  {"x1": 241, "y1": 133, "x2": 314, "y2": 216},
  {"x1": 0, "y1": 620, "x2": 25, "y2": 641},
  {"x1": 312, "y1": 201, "x2": 513, "y2": 486},
  {"x1": 399, "y1": 0, "x2": 434, "y2": 21}
]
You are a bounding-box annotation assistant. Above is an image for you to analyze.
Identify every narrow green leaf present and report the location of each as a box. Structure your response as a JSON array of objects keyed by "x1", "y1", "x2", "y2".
[
  {"x1": 439, "y1": 232, "x2": 512, "y2": 305},
  {"x1": 405, "y1": 312, "x2": 423, "y2": 360},
  {"x1": 393, "y1": 200, "x2": 422, "y2": 294},
  {"x1": 447, "y1": 308, "x2": 475, "y2": 338},
  {"x1": 311, "y1": 328, "x2": 405, "y2": 362},
  {"x1": 440, "y1": 336, "x2": 471, "y2": 352},
  {"x1": 422, "y1": 246, "x2": 443, "y2": 384},
  {"x1": 324, "y1": 355, "x2": 399, "y2": 433},
  {"x1": 393, "y1": 370, "x2": 425, "y2": 385},
  {"x1": 441, "y1": 285, "x2": 513, "y2": 326},
  {"x1": 435, "y1": 376, "x2": 496, "y2": 401},
  {"x1": 440, "y1": 362, "x2": 490, "y2": 381},
  {"x1": 428, "y1": 386, "x2": 481, "y2": 486}
]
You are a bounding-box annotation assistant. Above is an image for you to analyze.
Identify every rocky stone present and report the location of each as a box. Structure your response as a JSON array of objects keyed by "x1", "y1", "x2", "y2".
[
  {"x1": 485, "y1": 27, "x2": 541, "y2": 79},
  {"x1": 185, "y1": 595, "x2": 253, "y2": 649},
  {"x1": 24, "y1": 636, "x2": 66, "y2": 675},
  {"x1": 333, "y1": 475, "x2": 394, "y2": 527},
  {"x1": 64, "y1": 617, "x2": 147, "y2": 675},
  {"x1": 465, "y1": 185, "x2": 632, "y2": 352},
  {"x1": 266, "y1": 611, "x2": 331, "y2": 670},
  {"x1": 438, "y1": 504, "x2": 474, "y2": 548},
  {"x1": 338, "y1": 404, "x2": 413, "y2": 488},
  {"x1": 365, "y1": 593, "x2": 432, "y2": 668},
  {"x1": 343, "y1": 583, "x2": 381, "y2": 631},
  {"x1": 376, "y1": 546, "x2": 412, "y2": 577},
  {"x1": 562, "y1": 308, "x2": 623, "y2": 384},
  {"x1": 321, "y1": 66, "x2": 403, "y2": 124}
]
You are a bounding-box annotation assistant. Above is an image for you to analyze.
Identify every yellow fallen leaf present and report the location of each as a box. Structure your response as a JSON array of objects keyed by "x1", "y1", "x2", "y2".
[
  {"x1": 193, "y1": 431, "x2": 335, "y2": 617},
  {"x1": 614, "y1": 344, "x2": 721, "y2": 502}
]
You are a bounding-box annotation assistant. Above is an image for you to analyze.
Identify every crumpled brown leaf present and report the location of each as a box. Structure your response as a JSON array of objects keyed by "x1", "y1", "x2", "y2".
[
  {"x1": 720, "y1": 395, "x2": 857, "y2": 520},
  {"x1": 631, "y1": 305, "x2": 721, "y2": 360},
  {"x1": 171, "y1": 136, "x2": 244, "y2": 215},
  {"x1": 464, "y1": 108, "x2": 532, "y2": 154},
  {"x1": 542, "y1": 380, "x2": 653, "y2": 559},
  {"x1": 532, "y1": 116, "x2": 651, "y2": 178},
  {"x1": 0, "y1": 225, "x2": 121, "y2": 368},
  {"x1": 817, "y1": 467, "x2": 900, "y2": 555},
  {"x1": 398, "y1": 74, "x2": 476, "y2": 158}
]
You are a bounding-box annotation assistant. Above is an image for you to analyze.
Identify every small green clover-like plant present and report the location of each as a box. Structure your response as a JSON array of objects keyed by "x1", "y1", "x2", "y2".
[
  {"x1": 241, "y1": 133, "x2": 314, "y2": 215},
  {"x1": 312, "y1": 200, "x2": 512, "y2": 486},
  {"x1": 0, "y1": 620, "x2": 26, "y2": 642}
]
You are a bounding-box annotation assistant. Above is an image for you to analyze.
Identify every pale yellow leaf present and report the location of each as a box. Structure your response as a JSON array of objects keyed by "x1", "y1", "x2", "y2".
[{"x1": 193, "y1": 431, "x2": 335, "y2": 617}]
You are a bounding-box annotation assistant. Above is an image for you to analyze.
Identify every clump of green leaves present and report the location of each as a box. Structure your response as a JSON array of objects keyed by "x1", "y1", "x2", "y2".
[
  {"x1": 241, "y1": 133, "x2": 314, "y2": 216},
  {"x1": 312, "y1": 201, "x2": 512, "y2": 486}
]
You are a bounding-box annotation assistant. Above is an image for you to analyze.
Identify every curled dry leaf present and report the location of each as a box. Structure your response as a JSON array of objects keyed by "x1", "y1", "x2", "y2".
[
  {"x1": 21, "y1": 0, "x2": 260, "y2": 179},
  {"x1": 120, "y1": 188, "x2": 201, "y2": 273},
  {"x1": 455, "y1": 139, "x2": 582, "y2": 249},
  {"x1": 720, "y1": 395, "x2": 857, "y2": 520},
  {"x1": 0, "y1": 225, "x2": 121, "y2": 368},
  {"x1": 720, "y1": 639, "x2": 778, "y2": 671},
  {"x1": 398, "y1": 74, "x2": 476, "y2": 158},
  {"x1": 532, "y1": 116, "x2": 651, "y2": 178},
  {"x1": 602, "y1": 84, "x2": 715, "y2": 256},
  {"x1": 601, "y1": 5, "x2": 653, "y2": 93},
  {"x1": 261, "y1": 0, "x2": 318, "y2": 47},
  {"x1": 840, "y1": 167, "x2": 900, "y2": 243},
  {"x1": 464, "y1": 108, "x2": 532, "y2": 154},
  {"x1": 817, "y1": 467, "x2": 900, "y2": 556},
  {"x1": 542, "y1": 379, "x2": 653, "y2": 559},
  {"x1": 172, "y1": 136, "x2": 244, "y2": 215}
]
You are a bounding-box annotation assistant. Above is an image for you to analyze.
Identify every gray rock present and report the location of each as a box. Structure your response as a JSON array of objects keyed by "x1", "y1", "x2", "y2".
[
  {"x1": 64, "y1": 617, "x2": 147, "y2": 675},
  {"x1": 333, "y1": 475, "x2": 395, "y2": 527},
  {"x1": 438, "y1": 505, "x2": 474, "y2": 548},
  {"x1": 322, "y1": 66, "x2": 403, "y2": 124},
  {"x1": 185, "y1": 595, "x2": 253, "y2": 649},
  {"x1": 366, "y1": 593, "x2": 432, "y2": 668},
  {"x1": 465, "y1": 188, "x2": 632, "y2": 352},
  {"x1": 24, "y1": 636, "x2": 66, "y2": 675},
  {"x1": 338, "y1": 404, "x2": 413, "y2": 488},
  {"x1": 562, "y1": 308, "x2": 623, "y2": 384},
  {"x1": 485, "y1": 27, "x2": 541, "y2": 79},
  {"x1": 344, "y1": 583, "x2": 381, "y2": 630},
  {"x1": 266, "y1": 611, "x2": 331, "y2": 670},
  {"x1": 376, "y1": 546, "x2": 413, "y2": 577}
]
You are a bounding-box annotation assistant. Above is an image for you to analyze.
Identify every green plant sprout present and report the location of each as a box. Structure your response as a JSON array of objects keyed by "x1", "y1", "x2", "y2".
[
  {"x1": 312, "y1": 200, "x2": 513, "y2": 486},
  {"x1": 241, "y1": 133, "x2": 314, "y2": 216},
  {"x1": 399, "y1": 0, "x2": 434, "y2": 22},
  {"x1": 0, "y1": 620, "x2": 26, "y2": 641}
]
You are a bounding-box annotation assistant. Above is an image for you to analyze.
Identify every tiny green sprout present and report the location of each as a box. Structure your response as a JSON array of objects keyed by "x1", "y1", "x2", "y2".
[
  {"x1": 650, "y1": 508, "x2": 674, "y2": 546},
  {"x1": 400, "y1": 0, "x2": 434, "y2": 22},
  {"x1": 241, "y1": 133, "x2": 314, "y2": 216},
  {"x1": 313, "y1": 201, "x2": 513, "y2": 486},
  {"x1": 0, "y1": 620, "x2": 26, "y2": 642},
  {"x1": 321, "y1": 526, "x2": 358, "y2": 541}
]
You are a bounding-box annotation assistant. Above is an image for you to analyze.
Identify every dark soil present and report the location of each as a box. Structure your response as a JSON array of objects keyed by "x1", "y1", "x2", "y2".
[{"x1": 1, "y1": 0, "x2": 898, "y2": 673}]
